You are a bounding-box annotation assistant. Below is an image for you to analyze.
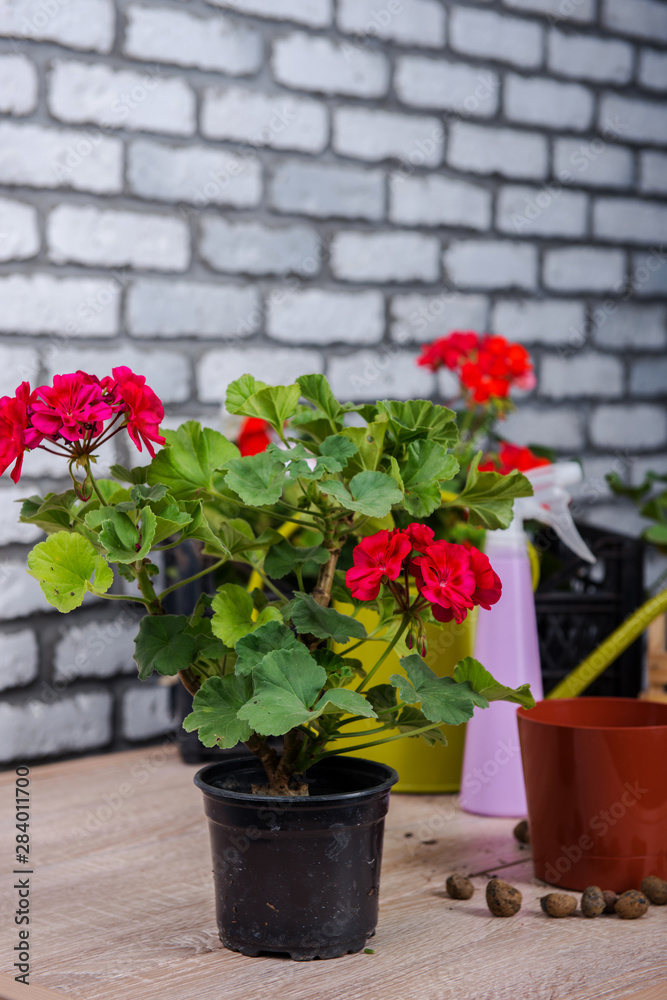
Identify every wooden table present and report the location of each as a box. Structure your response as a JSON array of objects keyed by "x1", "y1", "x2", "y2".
[{"x1": 1, "y1": 747, "x2": 664, "y2": 1000}]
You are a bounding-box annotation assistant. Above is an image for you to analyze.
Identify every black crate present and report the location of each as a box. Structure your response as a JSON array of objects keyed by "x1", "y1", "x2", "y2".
[{"x1": 533, "y1": 523, "x2": 645, "y2": 698}]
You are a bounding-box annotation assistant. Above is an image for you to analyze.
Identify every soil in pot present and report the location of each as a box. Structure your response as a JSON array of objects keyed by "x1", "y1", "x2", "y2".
[{"x1": 194, "y1": 755, "x2": 398, "y2": 961}]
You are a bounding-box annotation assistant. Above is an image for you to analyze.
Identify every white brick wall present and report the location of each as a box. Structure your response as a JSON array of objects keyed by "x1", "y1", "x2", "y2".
[
  {"x1": 0, "y1": 693, "x2": 112, "y2": 762},
  {"x1": 0, "y1": 0, "x2": 666, "y2": 762},
  {"x1": 54, "y1": 618, "x2": 138, "y2": 681}
]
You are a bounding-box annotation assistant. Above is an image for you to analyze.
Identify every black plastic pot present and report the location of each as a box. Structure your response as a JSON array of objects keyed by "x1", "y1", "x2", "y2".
[{"x1": 194, "y1": 755, "x2": 398, "y2": 960}]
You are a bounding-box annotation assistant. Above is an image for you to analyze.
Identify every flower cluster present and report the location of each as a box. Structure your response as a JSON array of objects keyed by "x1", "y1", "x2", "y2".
[
  {"x1": 479, "y1": 442, "x2": 551, "y2": 476},
  {"x1": 345, "y1": 525, "x2": 502, "y2": 648},
  {"x1": 417, "y1": 331, "x2": 535, "y2": 404},
  {"x1": 0, "y1": 367, "x2": 165, "y2": 487}
]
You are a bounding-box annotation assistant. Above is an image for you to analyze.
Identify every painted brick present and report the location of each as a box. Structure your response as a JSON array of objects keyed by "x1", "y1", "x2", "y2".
[
  {"x1": 632, "y1": 250, "x2": 667, "y2": 298},
  {"x1": 640, "y1": 152, "x2": 667, "y2": 195},
  {"x1": 0, "y1": 562, "x2": 55, "y2": 620},
  {"x1": 543, "y1": 248, "x2": 626, "y2": 292},
  {"x1": 448, "y1": 122, "x2": 548, "y2": 179},
  {"x1": 450, "y1": 8, "x2": 543, "y2": 69},
  {"x1": 201, "y1": 87, "x2": 328, "y2": 153},
  {"x1": 122, "y1": 684, "x2": 175, "y2": 741},
  {"x1": 492, "y1": 299, "x2": 586, "y2": 345},
  {"x1": 548, "y1": 31, "x2": 632, "y2": 84},
  {"x1": 598, "y1": 94, "x2": 667, "y2": 146},
  {"x1": 444, "y1": 240, "x2": 538, "y2": 291},
  {"x1": 45, "y1": 346, "x2": 190, "y2": 403},
  {"x1": 334, "y1": 107, "x2": 443, "y2": 166},
  {"x1": 501, "y1": 406, "x2": 585, "y2": 450},
  {"x1": 505, "y1": 74, "x2": 594, "y2": 131},
  {"x1": 200, "y1": 218, "x2": 320, "y2": 277},
  {"x1": 639, "y1": 49, "x2": 667, "y2": 93},
  {"x1": 124, "y1": 5, "x2": 262, "y2": 75},
  {"x1": 272, "y1": 32, "x2": 389, "y2": 98},
  {"x1": 0, "y1": 631, "x2": 38, "y2": 692},
  {"x1": 602, "y1": 0, "x2": 667, "y2": 44},
  {"x1": 631, "y1": 358, "x2": 667, "y2": 397},
  {"x1": 48, "y1": 60, "x2": 196, "y2": 136},
  {"x1": 0, "y1": 693, "x2": 112, "y2": 762},
  {"x1": 205, "y1": 0, "x2": 332, "y2": 27},
  {"x1": 0, "y1": 487, "x2": 42, "y2": 545},
  {"x1": 395, "y1": 57, "x2": 499, "y2": 117},
  {"x1": 328, "y1": 349, "x2": 435, "y2": 402},
  {"x1": 0, "y1": 274, "x2": 120, "y2": 336},
  {"x1": 0, "y1": 346, "x2": 39, "y2": 397},
  {"x1": 0, "y1": 197, "x2": 39, "y2": 262},
  {"x1": 127, "y1": 139, "x2": 261, "y2": 208},
  {"x1": 390, "y1": 293, "x2": 489, "y2": 344},
  {"x1": 503, "y1": 0, "x2": 594, "y2": 22},
  {"x1": 593, "y1": 199, "x2": 667, "y2": 245},
  {"x1": 390, "y1": 175, "x2": 491, "y2": 231},
  {"x1": 54, "y1": 617, "x2": 139, "y2": 681},
  {"x1": 270, "y1": 161, "x2": 384, "y2": 221},
  {"x1": 268, "y1": 289, "x2": 384, "y2": 345},
  {"x1": 47, "y1": 205, "x2": 189, "y2": 272},
  {"x1": 198, "y1": 347, "x2": 324, "y2": 404},
  {"x1": 590, "y1": 404, "x2": 667, "y2": 449},
  {"x1": 0, "y1": 0, "x2": 114, "y2": 52},
  {"x1": 330, "y1": 231, "x2": 440, "y2": 283},
  {"x1": 540, "y1": 353, "x2": 624, "y2": 398},
  {"x1": 497, "y1": 185, "x2": 588, "y2": 238},
  {"x1": 0, "y1": 122, "x2": 123, "y2": 194},
  {"x1": 0, "y1": 54, "x2": 37, "y2": 115},
  {"x1": 127, "y1": 279, "x2": 260, "y2": 338},
  {"x1": 554, "y1": 138, "x2": 633, "y2": 189},
  {"x1": 337, "y1": 0, "x2": 446, "y2": 49},
  {"x1": 592, "y1": 304, "x2": 667, "y2": 350}
]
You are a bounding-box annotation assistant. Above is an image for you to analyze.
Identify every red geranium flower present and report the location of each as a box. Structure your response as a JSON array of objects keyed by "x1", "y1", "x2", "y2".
[
  {"x1": 417, "y1": 332, "x2": 480, "y2": 372},
  {"x1": 238, "y1": 417, "x2": 271, "y2": 457},
  {"x1": 467, "y1": 545, "x2": 502, "y2": 611},
  {"x1": 410, "y1": 540, "x2": 477, "y2": 624},
  {"x1": 417, "y1": 331, "x2": 534, "y2": 404},
  {"x1": 404, "y1": 522, "x2": 435, "y2": 554},
  {"x1": 345, "y1": 529, "x2": 412, "y2": 601},
  {"x1": 109, "y1": 366, "x2": 166, "y2": 458},
  {"x1": 0, "y1": 383, "x2": 35, "y2": 484},
  {"x1": 31, "y1": 372, "x2": 114, "y2": 443},
  {"x1": 479, "y1": 442, "x2": 551, "y2": 476}
]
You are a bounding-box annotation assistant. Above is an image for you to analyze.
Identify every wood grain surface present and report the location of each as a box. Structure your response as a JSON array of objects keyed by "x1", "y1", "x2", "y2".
[{"x1": 1, "y1": 746, "x2": 664, "y2": 1000}]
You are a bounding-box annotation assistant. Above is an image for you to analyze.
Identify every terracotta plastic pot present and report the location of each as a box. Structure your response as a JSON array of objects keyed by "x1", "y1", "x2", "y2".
[
  {"x1": 517, "y1": 698, "x2": 667, "y2": 892},
  {"x1": 195, "y1": 755, "x2": 397, "y2": 960}
]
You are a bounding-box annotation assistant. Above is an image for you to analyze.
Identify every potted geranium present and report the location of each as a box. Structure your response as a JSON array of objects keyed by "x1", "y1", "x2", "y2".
[{"x1": 1, "y1": 367, "x2": 534, "y2": 960}]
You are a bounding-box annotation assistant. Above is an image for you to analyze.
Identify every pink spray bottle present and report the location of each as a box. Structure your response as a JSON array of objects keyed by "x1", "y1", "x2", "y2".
[{"x1": 460, "y1": 462, "x2": 596, "y2": 817}]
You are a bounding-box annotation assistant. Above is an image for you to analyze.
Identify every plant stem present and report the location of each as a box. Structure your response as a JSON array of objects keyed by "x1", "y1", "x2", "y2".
[
  {"x1": 316, "y1": 722, "x2": 441, "y2": 759},
  {"x1": 158, "y1": 559, "x2": 227, "y2": 601},
  {"x1": 135, "y1": 562, "x2": 165, "y2": 615},
  {"x1": 312, "y1": 547, "x2": 340, "y2": 607},
  {"x1": 250, "y1": 564, "x2": 288, "y2": 603},
  {"x1": 355, "y1": 615, "x2": 410, "y2": 693}
]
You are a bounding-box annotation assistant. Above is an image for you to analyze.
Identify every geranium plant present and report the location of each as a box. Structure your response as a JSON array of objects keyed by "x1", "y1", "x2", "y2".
[{"x1": 2, "y1": 368, "x2": 535, "y2": 795}]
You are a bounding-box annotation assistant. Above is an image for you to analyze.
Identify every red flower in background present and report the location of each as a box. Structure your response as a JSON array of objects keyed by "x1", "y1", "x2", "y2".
[
  {"x1": 417, "y1": 331, "x2": 535, "y2": 404},
  {"x1": 30, "y1": 371, "x2": 113, "y2": 443},
  {"x1": 0, "y1": 383, "x2": 34, "y2": 484},
  {"x1": 479, "y1": 442, "x2": 551, "y2": 476},
  {"x1": 345, "y1": 529, "x2": 412, "y2": 601},
  {"x1": 108, "y1": 366, "x2": 166, "y2": 458},
  {"x1": 238, "y1": 417, "x2": 271, "y2": 457}
]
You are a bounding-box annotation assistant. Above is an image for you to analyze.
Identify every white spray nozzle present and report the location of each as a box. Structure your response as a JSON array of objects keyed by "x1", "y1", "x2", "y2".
[{"x1": 517, "y1": 462, "x2": 596, "y2": 564}]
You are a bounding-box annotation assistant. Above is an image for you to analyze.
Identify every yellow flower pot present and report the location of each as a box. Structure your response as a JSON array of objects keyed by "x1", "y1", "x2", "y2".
[{"x1": 334, "y1": 608, "x2": 477, "y2": 793}]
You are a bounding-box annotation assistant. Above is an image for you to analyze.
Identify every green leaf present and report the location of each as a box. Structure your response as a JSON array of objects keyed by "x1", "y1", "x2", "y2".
[
  {"x1": 269, "y1": 435, "x2": 357, "y2": 482},
  {"x1": 296, "y1": 373, "x2": 344, "y2": 429},
  {"x1": 313, "y1": 649, "x2": 364, "y2": 687},
  {"x1": 289, "y1": 592, "x2": 367, "y2": 643},
  {"x1": 453, "y1": 453, "x2": 533, "y2": 529},
  {"x1": 364, "y1": 684, "x2": 446, "y2": 745},
  {"x1": 183, "y1": 675, "x2": 253, "y2": 748},
  {"x1": 27, "y1": 531, "x2": 113, "y2": 612},
  {"x1": 377, "y1": 399, "x2": 458, "y2": 448},
  {"x1": 225, "y1": 376, "x2": 301, "y2": 435},
  {"x1": 133, "y1": 615, "x2": 195, "y2": 680},
  {"x1": 19, "y1": 491, "x2": 78, "y2": 533},
  {"x1": 224, "y1": 452, "x2": 286, "y2": 506},
  {"x1": 341, "y1": 417, "x2": 388, "y2": 473},
  {"x1": 390, "y1": 654, "x2": 489, "y2": 726},
  {"x1": 210, "y1": 584, "x2": 282, "y2": 647},
  {"x1": 264, "y1": 539, "x2": 330, "y2": 579},
  {"x1": 237, "y1": 645, "x2": 326, "y2": 736},
  {"x1": 147, "y1": 422, "x2": 240, "y2": 499},
  {"x1": 453, "y1": 657, "x2": 535, "y2": 709},
  {"x1": 93, "y1": 508, "x2": 156, "y2": 563},
  {"x1": 644, "y1": 523, "x2": 667, "y2": 546},
  {"x1": 234, "y1": 620, "x2": 303, "y2": 677},
  {"x1": 315, "y1": 688, "x2": 377, "y2": 718},
  {"x1": 398, "y1": 440, "x2": 460, "y2": 517},
  {"x1": 109, "y1": 463, "x2": 150, "y2": 485},
  {"x1": 319, "y1": 470, "x2": 402, "y2": 518}
]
